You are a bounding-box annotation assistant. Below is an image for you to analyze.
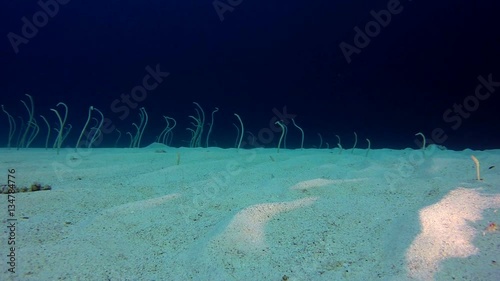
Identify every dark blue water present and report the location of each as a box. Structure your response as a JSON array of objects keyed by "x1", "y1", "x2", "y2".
[{"x1": 2, "y1": 0, "x2": 499, "y2": 150}]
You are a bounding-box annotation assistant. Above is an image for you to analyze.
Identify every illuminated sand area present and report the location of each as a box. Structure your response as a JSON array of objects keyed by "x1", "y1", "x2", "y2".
[{"x1": 1, "y1": 144, "x2": 499, "y2": 280}]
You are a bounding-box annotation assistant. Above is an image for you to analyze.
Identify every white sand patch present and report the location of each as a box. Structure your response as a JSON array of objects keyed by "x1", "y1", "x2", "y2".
[
  {"x1": 98, "y1": 193, "x2": 181, "y2": 216},
  {"x1": 211, "y1": 197, "x2": 318, "y2": 253},
  {"x1": 290, "y1": 178, "x2": 367, "y2": 190},
  {"x1": 406, "y1": 188, "x2": 500, "y2": 281}
]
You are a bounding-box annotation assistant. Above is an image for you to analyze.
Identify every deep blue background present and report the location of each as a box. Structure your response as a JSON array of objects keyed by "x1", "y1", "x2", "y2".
[{"x1": 1, "y1": 0, "x2": 499, "y2": 149}]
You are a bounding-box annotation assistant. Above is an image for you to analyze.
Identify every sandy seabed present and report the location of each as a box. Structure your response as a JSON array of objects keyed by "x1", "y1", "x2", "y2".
[{"x1": 1, "y1": 144, "x2": 499, "y2": 281}]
